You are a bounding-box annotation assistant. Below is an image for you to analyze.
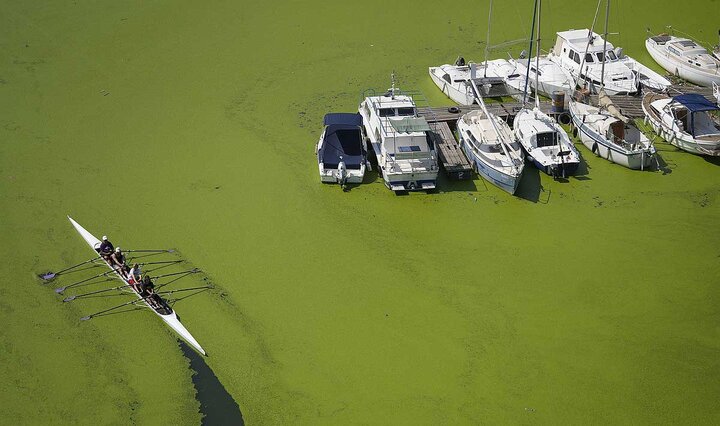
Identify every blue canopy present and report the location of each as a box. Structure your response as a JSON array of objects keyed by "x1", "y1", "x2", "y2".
[
  {"x1": 323, "y1": 113, "x2": 363, "y2": 127},
  {"x1": 318, "y1": 115, "x2": 365, "y2": 170},
  {"x1": 673, "y1": 94, "x2": 719, "y2": 113}
]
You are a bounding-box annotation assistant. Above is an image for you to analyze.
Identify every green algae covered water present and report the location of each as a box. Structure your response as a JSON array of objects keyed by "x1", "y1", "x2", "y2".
[{"x1": 1, "y1": 0, "x2": 719, "y2": 424}]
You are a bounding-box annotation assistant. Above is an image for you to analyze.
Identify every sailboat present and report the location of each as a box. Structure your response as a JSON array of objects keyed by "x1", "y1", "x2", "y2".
[
  {"x1": 568, "y1": 0, "x2": 656, "y2": 170},
  {"x1": 513, "y1": 0, "x2": 581, "y2": 178}
]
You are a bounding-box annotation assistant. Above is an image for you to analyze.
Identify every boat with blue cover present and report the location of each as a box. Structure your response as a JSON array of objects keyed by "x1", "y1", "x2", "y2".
[{"x1": 316, "y1": 113, "x2": 368, "y2": 186}]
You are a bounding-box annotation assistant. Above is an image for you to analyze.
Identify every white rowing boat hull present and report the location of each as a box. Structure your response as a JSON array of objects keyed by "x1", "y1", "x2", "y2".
[{"x1": 67, "y1": 216, "x2": 207, "y2": 356}]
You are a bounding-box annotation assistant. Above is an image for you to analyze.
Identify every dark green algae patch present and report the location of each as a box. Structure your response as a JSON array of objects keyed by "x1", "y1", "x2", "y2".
[{"x1": 2, "y1": 0, "x2": 720, "y2": 424}]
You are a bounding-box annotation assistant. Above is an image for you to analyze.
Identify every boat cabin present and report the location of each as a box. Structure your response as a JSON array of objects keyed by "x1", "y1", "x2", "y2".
[
  {"x1": 658, "y1": 94, "x2": 720, "y2": 137},
  {"x1": 658, "y1": 37, "x2": 720, "y2": 70}
]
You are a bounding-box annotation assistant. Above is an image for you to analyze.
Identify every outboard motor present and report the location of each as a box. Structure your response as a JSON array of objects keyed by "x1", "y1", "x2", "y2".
[
  {"x1": 455, "y1": 56, "x2": 466, "y2": 66},
  {"x1": 337, "y1": 156, "x2": 348, "y2": 189}
]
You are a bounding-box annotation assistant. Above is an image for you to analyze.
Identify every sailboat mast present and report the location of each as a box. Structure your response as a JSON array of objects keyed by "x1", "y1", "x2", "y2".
[
  {"x1": 600, "y1": 0, "x2": 610, "y2": 87},
  {"x1": 522, "y1": 0, "x2": 538, "y2": 106},
  {"x1": 534, "y1": 0, "x2": 542, "y2": 108},
  {"x1": 484, "y1": 0, "x2": 493, "y2": 77}
]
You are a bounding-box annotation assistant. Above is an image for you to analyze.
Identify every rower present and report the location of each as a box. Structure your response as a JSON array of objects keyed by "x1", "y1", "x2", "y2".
[
  {"x1": 110, "y1": 247, "x2": 127, "y2": 277},
  {"x1": 139, "y1": 275, "x2": 160, "y2": 309},
  {"x1": 97, "y1": 236, "x2": 114, "y2": 259},
  {"x1": 127, "y1": 263, "x2": 142, "y2": 291}
]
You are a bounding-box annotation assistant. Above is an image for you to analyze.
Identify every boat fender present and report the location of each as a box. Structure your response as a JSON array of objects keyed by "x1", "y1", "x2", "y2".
[
  {"x1": 526, "y1": 155, "x2": 535, "y2": 163},
  {"x1": 572, "y1": 127, "x2": 578, "y2": 138},
  {"x1": 558, "y1": 113, "x2": 571, "y2": 125},
  {"x1": 448, "y1": 106, "x2": 460, "y2": 114},
  {"x1": 591, "y1": 141, "x2": 599, "y2": 154}
]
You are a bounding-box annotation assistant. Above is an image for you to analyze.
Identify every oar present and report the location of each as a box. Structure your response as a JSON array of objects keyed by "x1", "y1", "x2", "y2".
[
  {"x1": 125, "y1": 249, "x2": 175, "y2": 253},
  {"x1": 80, "y1": 299, "x2": 145, "y2": 321},
  {"x1": 154, "y1": 269, "x2": 201, "y2": 291},
  {"x1": 156, "y1": 285, "x2": 213, "y2": 297},
  {"x1": 39, "y1": 256, "x2": 101, "y2": 281},
  {"x1": 63, "y1": 283, "x2": 134, "y2": 302},
  {"x1": 55, "y1": 269, "x2": 119, "y2": 294}
]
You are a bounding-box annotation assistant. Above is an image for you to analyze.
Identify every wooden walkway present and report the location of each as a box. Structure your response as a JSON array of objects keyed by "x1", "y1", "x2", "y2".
[
  {"x1": 418, "y1": 101, "x2": 557, "y2": 123},
  {"x1": 428, "y1": 122, "x2": 473, "y2": 180}
]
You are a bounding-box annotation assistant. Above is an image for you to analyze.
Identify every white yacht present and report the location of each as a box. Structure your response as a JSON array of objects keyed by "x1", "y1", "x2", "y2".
[
  {"x1": 316, "y1": 113, "x2": 368, "y2": 186},
  {"x1": 457, "y1": 109, "x2": 524, "y2": 194},
  {"x1": 548, "y1": 29, "x2": 671, "y2": 95},
  {"x1": 646, "y1": 34, "x2": 720, "y2": 87},
  {"x1": 570, "y1": 91, "x2": 656, "y2": 169},
  {"x1": 515, "y1": 107, "x2": 580, "y2": 177},
  {"x1": 429, "y1": 60, "x2": 518, "y2": 105},
  {"x1": 358, "y1": 85, "x2": 438, "y2": 192},
  {"x1": 642, "y1": 92, "x2": 720, "y2": 156}
]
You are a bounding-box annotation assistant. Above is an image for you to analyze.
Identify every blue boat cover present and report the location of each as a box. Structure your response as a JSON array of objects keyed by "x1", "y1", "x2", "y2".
[
  {"x1": 673, "y1": 94, "x2": 719, "y2": 112},
  {"x1": 318, "y1": 114, "x2": 364, "y2": 170},
  {"x1": 323, "y1": 113, "x2": 363, "y2": 127}
]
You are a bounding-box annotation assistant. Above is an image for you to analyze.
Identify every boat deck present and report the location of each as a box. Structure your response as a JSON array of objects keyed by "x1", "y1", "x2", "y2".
[{"x1": 428, "y1": 121, "x2": 473, "y2": 180}]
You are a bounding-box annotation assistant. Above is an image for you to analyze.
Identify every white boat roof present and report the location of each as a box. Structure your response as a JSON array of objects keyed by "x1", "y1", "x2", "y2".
[
  {"x1": 556, "y1": 29, "x2": 616, "y2": 53},
  {"x1": 667, "y1": 38, "x2": 707, "y2": 56},
  {"x1": 368, "y1": 93, "x2": 415, "y2": 109}
]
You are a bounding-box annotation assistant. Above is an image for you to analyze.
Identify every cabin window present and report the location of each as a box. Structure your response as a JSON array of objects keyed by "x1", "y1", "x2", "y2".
[
  {"x1": 397, "y1": 107, "x2": 415, "y2": 116},
  {"x1": 398, "y1": 146, "x2": 421, "y2": 152},
  {"x1": 379, "y1": 108, "x2": 394, "y2": 117},
  {"x1": 442, "y1": 73, "x2": 451, "y2": 83},
  {"x1": 596, "y1": 52, "x2": 604, "y2": 62},
  {"x1": 572, "y1": 51, "x2": 581, "y2": 64},
  {"x1": 585, "y1": 53, "x2": 594, "y2": 63},
  {"x1": 530, "y1": 67, "x2": 542, "y2": 76},
  {"x1": 668, "y1": 46, "x2": 681, "y2": 56},
  {"x1": 567, "y1": 49, "x2": 573, "y2": 59},
  {"x1": 535, "y1": 132, "x2": 557, "y2": 148},
  {"x1": 607, "y1": 50, "x2": 617, "y2": 61}
]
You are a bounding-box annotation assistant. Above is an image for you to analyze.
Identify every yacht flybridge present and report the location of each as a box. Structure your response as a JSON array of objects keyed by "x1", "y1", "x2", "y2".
[
  {"x1": 359, "y1": 82, "x2": 438, "y2": 192},
  {"x1": 548, "y1": 29, "x2": 671, "y2": 95}
]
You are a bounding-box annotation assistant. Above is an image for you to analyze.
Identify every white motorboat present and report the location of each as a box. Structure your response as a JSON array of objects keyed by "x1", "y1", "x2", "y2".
[
  {"x1": 642, "y1": 92, "x2": 720, "y2": 156},
  {"x1": 646, "y1": 34, "x2": 720, "y2": 87},
  {"x1": 429, "y1": 61, "x2": 519, "y2": 105},
  {"x1": 316, "y1": 113, "x2": 368, "y2": 186},
  {"x1": 511, "y1": 56, "x2": 575, "y2": 98},
  {"x1": 548, "y1": 29, "x2": 671, "y2": 95},
  {"x1": 457, "y1": 108, "x2": 524, "y2": 194},
  {"x1": 358, "y1": 83, "x2": 438, "y2": 192},
  {"x1": 67, "y1": 217, "x2": 207, "y2": 356},
  {"x1": 570, "y1": 93, "x2": 656, "y2": 169}
]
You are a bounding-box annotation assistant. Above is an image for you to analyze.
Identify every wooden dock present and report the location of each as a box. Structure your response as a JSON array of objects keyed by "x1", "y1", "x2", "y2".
[
  {"x1": 418, "y1": 101, "x2": 556, "y2": 123},
  {"x1": 428, "y1": 122, "x2": 473, "y2": 180}
]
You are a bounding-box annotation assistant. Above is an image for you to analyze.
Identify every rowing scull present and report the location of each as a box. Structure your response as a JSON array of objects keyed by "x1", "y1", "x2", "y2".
[{"x1": 68, "y1": 216, "x2": 207, "y2": 356}]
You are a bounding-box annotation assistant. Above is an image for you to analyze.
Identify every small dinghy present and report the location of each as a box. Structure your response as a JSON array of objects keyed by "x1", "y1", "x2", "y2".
[
  {"x1": 642, "y1": 93, "x2": 720, "y2": 156},
  {"x1": 316, "y1": 113, "x2": 368, "y2": 187},
  {"x1": 646, "y1": 33, "x2": 720, "y2": 87}
]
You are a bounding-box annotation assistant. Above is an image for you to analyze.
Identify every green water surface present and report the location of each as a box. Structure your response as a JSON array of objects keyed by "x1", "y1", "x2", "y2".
[{"x1": 1, "y1": 0, "x2": 719, "y2": 424}]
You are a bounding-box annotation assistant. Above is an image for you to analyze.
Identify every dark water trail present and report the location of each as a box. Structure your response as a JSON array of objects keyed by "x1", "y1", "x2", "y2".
[{"x1": 179, "y1": 341, "x2": 244, "y2": 426}]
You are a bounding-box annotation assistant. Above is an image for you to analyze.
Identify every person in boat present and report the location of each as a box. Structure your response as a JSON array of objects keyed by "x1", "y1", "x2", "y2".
[
  {"x1": 138, "y1": 275, "x2": 161, "y2": 309},
  {"x1": 110, "y1": 247, "x2": 127, "y2": 277},
  {"x1": 127, "y1": 263, "x2": 142, "y2": 290},
  {"x1": 97, "y1": 235, "x2": 114, "y2": 259}
]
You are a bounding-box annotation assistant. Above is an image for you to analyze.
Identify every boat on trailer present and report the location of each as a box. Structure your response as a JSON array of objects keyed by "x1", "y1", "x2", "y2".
[
  {"x1": 646, "y1": 33, "x2": 720, "y2": 87},
  {"x1": 642, "y1": 93, "x2": 720, "y2": 156},
  {"x1": 68, "y1": 216, "x2": 207, "y2": 356},
  {"x1": 316, "y1": 113, "x2": 368, "y2": 186}
]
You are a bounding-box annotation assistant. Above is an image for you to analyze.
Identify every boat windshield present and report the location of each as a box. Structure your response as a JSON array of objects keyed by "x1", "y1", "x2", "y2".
[
  {"x1": 397, "y1": 107, "x2": 416, "y2": 116},
  {"x1": 379, "y1": 108, "x2": 394, "y2": 117}
]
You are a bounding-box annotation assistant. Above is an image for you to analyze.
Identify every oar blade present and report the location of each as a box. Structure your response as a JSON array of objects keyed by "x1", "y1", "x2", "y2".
[
  {"x1": 55, "y1": 287, "x2": 66, "y2": 294},
  {"x1": 80, "y1": 316, "x2": 92, "y2": 321},
  {"x1": 40, "y1": 272, "x2": 57, "y2": 281},
  {"x1": 63, "y1": 296, "x2": 77, "y2": 303}
]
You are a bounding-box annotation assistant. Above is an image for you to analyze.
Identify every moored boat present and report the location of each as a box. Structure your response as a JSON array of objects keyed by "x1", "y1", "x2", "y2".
[
  {"x1": 68, "y1": 216, "x2": 207, "y2": 356},
  {"x1": 646, "y1": 33, "x2": 720, "y2": 87},
  {"x1": 457, "y1": 109, "x2": 524, "y2": 194},
  {"x1": 316, "y1": 113, "x2": 368, "y2": 186},
  {"x1": 548, "y1": 28, "x2": 671, "y2": 94},
  {"x1": 570, "y1": 91, "x2": 655, "y2": 169},
  {"x1": 642, "y1": 92, "x2": 720, "y2": 156},
  {"x1": 358, "y1": 81, "x2": 438, "y2": 192}
]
